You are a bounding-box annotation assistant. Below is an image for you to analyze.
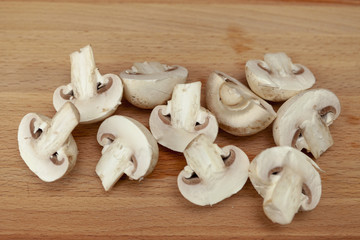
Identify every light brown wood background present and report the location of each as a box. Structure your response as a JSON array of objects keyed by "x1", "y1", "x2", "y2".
[{"x1": 1, "y1": 0, "x2": 359, "y2": 239}]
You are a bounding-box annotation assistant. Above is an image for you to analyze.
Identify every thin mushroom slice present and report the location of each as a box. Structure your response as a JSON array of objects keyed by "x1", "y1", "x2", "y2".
[
  {"x1": 120, "y1": 61, "x2": 188, "y2": 109},
  {"x1": 245, "y1": 52, "x2": 315, "y2": 102},
  {"x1": 249, "y1": 146, "x2": 322, "y2": 225},
  {"x1": 53, "y1": 45, "x2": 123, "y2": 123},
  {"x1": 149, "y1": 81, "x2": 218, "y2": 152},
  {"x1": 96, "y1": 115, "x2": 159, "y2": 191},
  {"x1": 273, "y1": 88, "x2": 341, "y2": 159},
  {"x1": 177, "y1": 134, "x2": 249, "y2": 206},
  {"x1": 206, "y1": 71, "x2": 276, "y2": 136},
  {"x1": 18, "y1": 102, "x2": 80, "y2": 182}
]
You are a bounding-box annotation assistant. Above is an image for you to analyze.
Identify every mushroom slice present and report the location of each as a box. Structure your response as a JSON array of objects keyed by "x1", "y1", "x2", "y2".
[
  {"x1": 120, "y1": 62, "x2": 188, "y2": 109},
  {"x1": 149, "y1": 81, "x2": 218, "y2": 152},
  {"x1": 245, "y1": 52, "x2": 315, "y2": 102},
  {"x1": 18, "y1": 102, "x2": 80, "y2": 182},
  {"x1": 206, "y1": 71, "x2": 276, "y2": 136},
  {"x1": 273, "y1": 88, "x2": 341, "y2": 159},
  {"x1": 178, "y1": 134, "x2": 249, "y2": 206},
  {"x1": 249, "y1": 146, "x2": 322, "y2": 225},
  {"x1": 53, "y1": 45, "x2": 123, "y2": 123},
  {"x1": 96, "y1": 115, "x2": 159, "y2": 191}
]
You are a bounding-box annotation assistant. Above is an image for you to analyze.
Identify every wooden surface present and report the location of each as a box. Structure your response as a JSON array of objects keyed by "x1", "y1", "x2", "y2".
[{"x1": 1, "y1": 1, "x2": 359, "y2": 239}]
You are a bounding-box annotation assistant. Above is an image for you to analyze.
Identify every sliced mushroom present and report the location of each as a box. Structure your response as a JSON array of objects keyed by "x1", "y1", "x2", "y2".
[
  {"x1": 206, "y1": 71, "x2": 276, "y2": 136},
  {"x1": 53, "y1": 45, "x2": 123, "y2": 123},
  {"x1": 245, "y1": 52, "x2": 315, "y2": 101},
  {"x1": 96, "y1": 115, "x2": 159, "y2": 191},
  {"x1": 120, "y1": 62, "x2": 188, "y2": 109},
  {"x1": 18, "y1": 102, "x2": 80, "y2": 182},
  {"x1": 178, "y1": 134, "x2": 249, "y2": 206},
  {"x1": 273, "y1": 88, "x2": 341, "y2": 159},
  {"x1": 249, "y1": 146, "x2": 322, "y2": 225},
  {"x1": 149, "y1": 81, "x2": 218, "y2": 152}
]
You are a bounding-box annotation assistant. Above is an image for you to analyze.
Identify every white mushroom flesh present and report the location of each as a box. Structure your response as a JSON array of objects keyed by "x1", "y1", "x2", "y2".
[
  {"x1": 206, "y1": 71, "x2": 276, "y2": 136},
  {"x1": 128, "y1": 62, "x2": 169, "y2": 74},
  {"x1": 166, "y1": 82, "x2": 205, "y2": 132},
  {"x1": 245, "y1": 52, "x2": 315, "y2": 101},
  {"x1": 120, "y1": 61, "x2": 188, "y2": 109},
  {"x1": 249, "y1": 146, "x2": 322, "y2": 225},
  {"x1": 149, "y1": 82, "x2": 218, "y2": 152},
  {"x1": 273, "y1": 88, "x2": 341, "y2": 159},
  {"x1": 70, "y1": 45, "x2": 98, "y2": 100},
  {"x1": 96, "y1": 115, "x2": 159, "y2": 191},
  {"x1": 18, "y1": 102, "x2": 80, "y2": 182},
  {"x1": 96, "y1": 139, "x2": 134, "y2": 191},
  {"x1": 53, "y1": 45, "x2": 123, "y2": 123},
  {"x1": 178, "y1": 135, "x2": 249, "y2": 206}
]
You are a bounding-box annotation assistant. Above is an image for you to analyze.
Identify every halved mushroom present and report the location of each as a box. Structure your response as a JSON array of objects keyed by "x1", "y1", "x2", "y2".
[
  {"x1": 18, "y1": 102, "x2": 80, "y2": 182},
  {"x1": 149, "y1": 81, "x2": 218, "y2": 152},
  {"x1": 96, "y1": 115, "x2": 159, "y2": 191},
  {"x1": 206, "y1": 71, "x2": 276, "y2": 136},
  {"x1": 273, "y1": 88, "x2": 341, "y2": 159},
  {"x1": 178, "y1": 134, "x2": 249, "y2": 206},
  {"x1": 245, "y1": 52, "x2": 315, "y2": 102},
  {"x1": 120, "y1": 62, "x2": 188, "y2": 109},
  {"x1": 249, "y1": 146, "x2": 322, "y2": 225},
  {"x1": 53, "y1": 45, "x2": 123, "y2": 123}
]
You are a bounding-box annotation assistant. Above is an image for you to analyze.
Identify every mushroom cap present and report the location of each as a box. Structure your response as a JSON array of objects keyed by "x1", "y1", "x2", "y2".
[
  {"x1": 273, "y1": 88, "x2": 340, "y2": 153},
  {"x1": 249, "y1": 146, "x2": 322, "y2": 224},
  {"x1": 53, "y1": 73, "x2": 123, "y2": 124},
  {"x1": 178, "y1": 135, "x2": 249, "y2": 206},
  {"x1": 245, "y1": 52, "x2": 315, "y2": 102},
  {"x1": 206, "y1": 71, "x2": 276, "y2": 136},
  {"x1": 149, "y1": 105, "x2": 218, "y2": 152},
  {"x1": 97, "y1": 115, "x2": 159, "y2": 180},
  {"x1": 120, "y1": 62, "x2": 188, "y2": 109},
  {"x1": 18, "y1": 108, "x2": 79, "y2": 182}
]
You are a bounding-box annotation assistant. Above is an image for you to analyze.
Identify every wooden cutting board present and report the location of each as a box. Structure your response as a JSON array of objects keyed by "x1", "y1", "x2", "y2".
[{"x1": 1, "y1": 1, "x2": 359, "y2": 239}]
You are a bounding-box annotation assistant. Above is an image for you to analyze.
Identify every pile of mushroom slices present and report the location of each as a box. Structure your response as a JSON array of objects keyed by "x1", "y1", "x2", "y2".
[
  {"x1": 18, "y1": 45, "x2": 187, "y2": 191},
  {"x1": 18, "y1": 45, "x2": 341, "y2": 225}
]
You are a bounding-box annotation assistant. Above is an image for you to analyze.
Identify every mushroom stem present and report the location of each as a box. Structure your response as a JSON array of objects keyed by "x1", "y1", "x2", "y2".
[
  {"x1": 36, "y1": 102, "x2": 80, "y2": 158},
  {"x1": 36, "y1": 102, "x2": 80, "y2": 157},
  {"x1": 96, "y1": 139, "x2": 134, "y2": 191},
  {"x1": 300, "y1": 114, "x2": 334, "y2": 159},
  {"x1": 169, "y1": 82, "x2": 202, "y2": 132},
  {"x1": 219, "y1": 83, "x2": 245, "y2": 106},
  {"x1": 184, "y1": 135, "x2": 225, "y2": 181},
  {"x1": 70, "y1": 45, "x2": 99, "y2": 100},
  {"x1": 263, "y1": 167, "x2": 305, "y2": 225},
  {"x1": 264, "y1": 52, "x2": 293, "y2": 77}
]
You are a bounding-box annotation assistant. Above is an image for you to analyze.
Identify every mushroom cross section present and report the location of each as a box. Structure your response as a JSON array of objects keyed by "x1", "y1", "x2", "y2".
[
  {"x1": 177, "y1": 134, "x2": 249, "y2": 206},
  {"x1": 273, "y1": 88, "x2": 341, "y2": 159},
  {"x1": 96, "y1": 115, "x2": 159, "y2": 191},
  {"x1": 53, "y1": 45, "x2": 123, "y2": 123},
  {"x1": 18, "y1": 102, "x2": 80, "y2": 182},
  {"x1": 249, "y1": 146, "x2": 322, "y2": 225},
  {"x1": 120, "y1": 61, "x2": 188, "y2": 109},
  {"x1": 149, "y1": 81, "x2": 218, "y2": 152},
  {"x1": 245, "y1": 52, "x2": 315, "y2": 102},
  {"x1": 206, "y1": 71, "x2": 276, "y2": 136}
]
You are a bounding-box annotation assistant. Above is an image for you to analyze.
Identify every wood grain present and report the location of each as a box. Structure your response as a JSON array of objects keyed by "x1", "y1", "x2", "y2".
[{"x1": 1, "y1": 1, "x2": 359, "y2": 239}]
